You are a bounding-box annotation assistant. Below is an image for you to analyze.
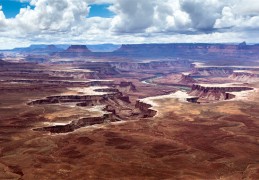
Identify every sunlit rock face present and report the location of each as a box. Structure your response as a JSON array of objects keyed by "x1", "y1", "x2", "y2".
[
  {"x1": 192, "y1": 67, "x2": 234, "y2": 76},
  {"x1": 188, "y1": 84, "x2": 253, "y2": 103},
  {"x1": 229, "y1": 71, "x2": 259, "y2": 83}
]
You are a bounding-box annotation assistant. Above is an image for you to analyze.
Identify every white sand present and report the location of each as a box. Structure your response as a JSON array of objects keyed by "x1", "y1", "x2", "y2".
[
  {"x1": 182, "y1": 72, "x2": 191, "y2": 76},
  {"x1": 65, "y1": 86, "x2": 112, "y2": 95},
  {"x1": 228, "y1": 88, "x2": 258, "y2": 101},
  {"x1": 233, "y1": 70, "x2": 259, "y2": 74},
  {"x1": 43, "y1": 122, "x2": 71, "y2": 126},
  {"x1": 193, "y1": 62, "x2": 259, "y2": 69},
  {"x1": 196, "y1": 83, "x2": 248, "y2": 87},
  {"x1": 42, "y1": 105, "x2": 107, "y2": 126},
  {"x1": 140, "y1": 90, "x2": 196, "y2": 107},
  {"x1": 88, "y1": 79, "x2": 114, "y2": 82}
]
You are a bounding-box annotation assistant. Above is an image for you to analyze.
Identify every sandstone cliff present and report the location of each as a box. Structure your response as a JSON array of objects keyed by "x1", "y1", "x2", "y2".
[
  {"x1": 112, "y1": 43, "x2": 259, "y2": 60},
  {"x1": 153, "y1": 74, "x2": 196, "y2": 86},
  {"x1": 56, "y1": 45, "x2": 91, "y2": 57},
  {"x1": 228, "y1": 72, "x2": 259, "y2": 83},
  {"x1": 192, "y1": 67, "x2": 234, "y2": 76},
  {"x1": 188, "y1": 84, "x2": 253, "y2": 103}
]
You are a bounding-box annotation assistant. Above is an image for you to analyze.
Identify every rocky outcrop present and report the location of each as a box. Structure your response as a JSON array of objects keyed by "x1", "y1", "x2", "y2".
[
  {"x1": 25, "y1": 55, "x2": 48, "y2": 63},
  {"x1": 153, "y1": 74, "x2": 196, "y2": 86},
  {"x1": 87, "y1": 44, "x2": 121, "y2": 52},
  {"x1": 191, "y1": 84, "x2": 253, "y2": 92},
  {"x1": 31, "y1": 83, "x2": 157, "y2": 133},
  {"x1": 7, "y1": 45, "x2": 64, "y2": 56},
  {"x1": 6, "y1": 79, "x2": 113, "y2": 87},
  {"x1": 33, "y1": 99, "x2": 157, "y2": 133},
  {"x1": 192, "y1": 67, "x2": 234, "y2": 76},
  {"x1": 112, "y1": 43, "x2": 259, "y2": 60},
  {"x1": 228, "y1": 72, "x2": 259, "y2": 83},
  {"x1": 48, "y1": 70, "x2": 98, "y2": 80},
  {"x1": 66, "y1": 45, "x2": 91, "y2": 53},
  {"x1": 135, "y1": 101, "x2": 157, "y2": 118},
  {"x1": 4, "y1": 43, "x2": 259, "y2": 61},
  {"x1": 178, "y1": 74, "x2": 196, "y2": 84},
  {"x1": 110, "y1": 60, "x2": 192, "y2": 72},
  {"x1": 188, "y1": 84, "x2": 253, "y2": 103},
  {"x1": 56, "y1": 45, "x2": 92, "y2": 57},
  {"x1": 28, "y1": 91, "x2": 123, "y2": 105},
  {"x1": 78, "y1": 62, "x2": 121, "y2": 77},
  {"x1": 117, "y1": 81, "x2": 137, "y2": 92},
  {"x1": 186, "y1": 97, "x2": 200, "y2": 103},
  {"x1": 33, "y1": 114, "x2": 111, "y2": 133}
]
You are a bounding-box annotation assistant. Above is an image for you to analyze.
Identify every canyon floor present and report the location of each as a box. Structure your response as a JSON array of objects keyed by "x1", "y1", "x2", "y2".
[{"x1": 0, "y1": 56, "x2": 259, "y2": 179}]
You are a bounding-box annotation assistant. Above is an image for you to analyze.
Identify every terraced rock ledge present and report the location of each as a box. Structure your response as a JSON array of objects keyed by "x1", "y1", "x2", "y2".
[
  {"x1": 188, "y1": 84, "x2": 254, "y2": 103},
  {"x1": 30, "y1": 85, "x2": 156, "y2": 133}
]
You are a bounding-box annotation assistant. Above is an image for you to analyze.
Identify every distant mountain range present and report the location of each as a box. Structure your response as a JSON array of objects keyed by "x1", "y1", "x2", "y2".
[
  {"x1": 0, "y1": 44, "x2": 121, "y2": 54},
  {"x1": 1, "y1": 42, "x2": 259, "y2": 62}
]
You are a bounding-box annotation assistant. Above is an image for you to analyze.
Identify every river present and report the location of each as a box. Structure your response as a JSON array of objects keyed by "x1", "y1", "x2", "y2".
[{"x1": 141, "y1": 73, "x2": 191, "y2": 91}]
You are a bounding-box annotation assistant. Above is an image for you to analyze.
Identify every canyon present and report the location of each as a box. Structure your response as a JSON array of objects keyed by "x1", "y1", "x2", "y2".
[{"x1": 0, "y1": 43, "x2": 259, "y2": 179}]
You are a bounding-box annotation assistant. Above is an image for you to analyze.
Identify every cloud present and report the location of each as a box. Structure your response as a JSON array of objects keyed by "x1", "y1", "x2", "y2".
[
  {"x1": 180, "y1": 0, "x2": 223, "y2": 31},
  {"x1": 15, "y1": 0, "x2": 89, "y2": 33},
  {"x1": 0, "y1": 0, "x2": 259, "y2": 49},
  {"x1": 0, "y1": 6, "x2": 7, "y2": 31},
  {"x1": 109, "y1": 0, "x2": 156, "y2": 33},
  {"x1": 215, "y1": 0, "x2": 259, "y2": 31}
]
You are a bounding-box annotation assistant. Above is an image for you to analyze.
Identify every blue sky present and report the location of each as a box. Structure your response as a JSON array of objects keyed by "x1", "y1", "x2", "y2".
[
  {"x1": 0, "y1": 0, "x2": 113, "y2": 18},
  {"x1": 88, "y1": 4, "x2": 114, "y2": 18},
  {"x1": 0, "y1": 0, "x2": 32, "y2": 18}
]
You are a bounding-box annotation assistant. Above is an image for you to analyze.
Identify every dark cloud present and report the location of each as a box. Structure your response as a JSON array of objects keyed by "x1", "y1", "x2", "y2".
[{"x1": 180, "y1": 0, "x2": 222, "y2": 31}]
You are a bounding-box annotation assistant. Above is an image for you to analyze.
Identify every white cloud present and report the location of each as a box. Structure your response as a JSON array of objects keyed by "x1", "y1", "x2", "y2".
[
  {"x1": 180, "y1": 0, "x2": 223, "y2": 31},
  {"x1": 215, "y1": 0, "x2": 259, "y2": 31},
  {"x1": 109, "y1": 0, "x2": 156, "y2": 33},
  {"x1": 15, "y1": 0, "x2": 89, "y2": 33},
  {"x1": 0, "y1": 0, "x2": 259, "y2": 49},
  {"x1": 0, "y1": 6, "x2": 7, "y2": 29}
]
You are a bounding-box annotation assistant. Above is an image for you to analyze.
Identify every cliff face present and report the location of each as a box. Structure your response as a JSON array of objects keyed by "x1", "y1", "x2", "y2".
[
  {"x1": 229, "y1": 72, "x2": 259, "y2": 83},
  {"x1": 56, "y1": 45, "x2": 92, "y2": 57},
  {"x1": 32, "y1": 98, "x2": 157, "y2": 133},
  {"x1": 5, "y1": 43, "x2": 259, "y2": 61},
  {"x1": 153, "y1": 74, "x2": 196, "y2": 86},
  {"x1": 9, "y1": 45, "x2": 64, "y2": 55},
  {"x1": 188, "y1": 84, "x2": 253, "y2": 103},
  {"x1": 191, "y1": 84, "x2": 253, "y2": 92},
  {"x1": 48, "y1": 71, "x2": 97, "y2": 80},
  {"x1": 66, "y1": 45, "x2": 91, "y2": 53},
  {"x1": 30, "y1": 82, "x2": 156, "y2": 133},
  {"x1": 28, "y1": 91, "x2": 124, "y2": 105},
  {"x1": 179, "y1": 74, "x2": 196, "y2": 84},
  {"x1": 78, "y1": 62, "x2": 121, "y2": 77},
  {"x1": 34, "y1": 115, "x2": 109, "y2": 133},
  {"x1": 135, "y1": 101, "x2": 157, "y2": 118},
  {"x1": 113, "y1": 43, "x2": 259, "y2": 60},
  {"x1": 110, "y1": 60, "x2": 192, "y2": 71},
  {"x1": 192, "y1": 67, "x2": 234, "y2": 76}
]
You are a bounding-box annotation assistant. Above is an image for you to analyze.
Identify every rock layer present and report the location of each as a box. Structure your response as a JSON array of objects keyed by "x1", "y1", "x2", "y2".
[
  {"x1": 229, "y1": 72, "x2": 259, "y2": 82},
  {"x1": 188, "y1": 84, "x2": 253, "y2": 103},
  {"x1": 30, "y1": 84, "x2": 156, "y2": 133}
]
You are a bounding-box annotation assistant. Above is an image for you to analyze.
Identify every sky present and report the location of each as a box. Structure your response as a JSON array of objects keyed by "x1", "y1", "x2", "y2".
[{"x1": 0, "y1": 0, "x2": 259, "y2": 49}]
